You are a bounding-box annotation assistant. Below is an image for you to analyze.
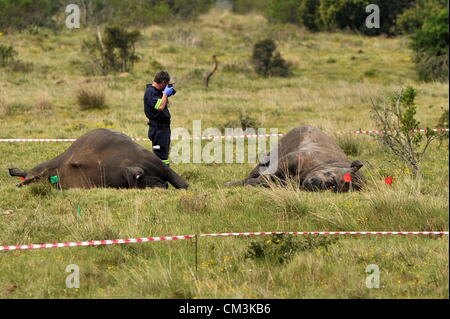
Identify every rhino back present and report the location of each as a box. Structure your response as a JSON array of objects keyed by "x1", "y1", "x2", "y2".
[{"x1": 55, "y1": 129, "x2": 166, "y2": 188}]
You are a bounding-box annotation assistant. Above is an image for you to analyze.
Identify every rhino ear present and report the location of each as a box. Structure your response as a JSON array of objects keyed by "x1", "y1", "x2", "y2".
[
  {"x1": 124, "y1": 167, "x2": 145, "y2": 183},
  {"x1": 351, "y1": 160, "x2": 363, "y2": 172}
]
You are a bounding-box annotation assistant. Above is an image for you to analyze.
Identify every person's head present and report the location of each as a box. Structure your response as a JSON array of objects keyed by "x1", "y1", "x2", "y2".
[{"x1": 152, "y1": 71, "x2": 171, "y2": 90}]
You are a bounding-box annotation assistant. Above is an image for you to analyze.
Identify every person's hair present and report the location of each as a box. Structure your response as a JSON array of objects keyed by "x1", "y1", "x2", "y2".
[{"x1": 154, "y1": 71, "x2": 171, "y2": 84}]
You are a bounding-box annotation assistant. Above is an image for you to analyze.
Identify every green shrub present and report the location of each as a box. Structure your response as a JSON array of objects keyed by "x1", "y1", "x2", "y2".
[
  {"x1": 0, "y1": 45, "x2": 17, "y2": 67},
  {"x1": 395, "y1": 0, "x2": 448, "y2": 34},
  {"x1": 410, "y1": 6, "x2": 449, "y2": 82},
  {"x1": 317, "y1": 0, "x2": 415, "y2": 35},
  {"x1": 266, "y1": 0, "x2": 302, "y2": 24},
  {"x1": 0, "y1": 0, "x2": 60, "y2": 31},
  {"x1": 76, "y1": 86, "x2": 107, "y2": 110},
  {"x1": 414, "y1": 52, "x2": 449, "y2": 82},
  {"x1": 264, "y1": 0, "x2": 415, "y2": 35},
  {"x1": 0, "y1": 44, "x2": 34, "y2": 73},
  {"x1": 74, "y1": 0, "x2": 215, "y2": 27},
  {"x1": 411, "y1": 6, "x2": 449, "y2": 56},
  {"x1": 230, "y1": 0, "x2": 271, "y2": 14},
  {"x1": 82, "y1": 26, "x2": 141, "y2": 74},
  {"x1": 251, "y1": 39, "x2": 291, "y2": 77},
  {"x1": 245, "y1": 234, "x2": 338, "y2": 264},
  {"x1": 298, "y1": 0, "x2": 320, "y2": 31},
  {"x1": 370, "y1": 86, "x2": 441, "y2": 176}
]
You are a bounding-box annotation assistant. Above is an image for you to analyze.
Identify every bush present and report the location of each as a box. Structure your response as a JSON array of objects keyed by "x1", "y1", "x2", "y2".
[
  {"x1": 0, "y1": 44, "x2": 34, "y2": 73},
  {"x1": 414, "y1": 52, "x2": 449, "y2": 82},
  {"x1": 265, "y1": 0, "x2": 428, "y2": 35},
  {"x1": 82, "y1": 26, "x2": 141, "y2": 74},
  {"x1": 411, "y1": 6, "x2": 449, "y2": 56},
  {"x1": 0, "y1": 0, "x2": 60, "y2": 31},
  {"x1": 395, "y1": 0, "x2": 448, "y2": 35},
  {"x1": 263, "y1": 0, "x2": 415, "y2": 35},
  {"x1": 317, "y1": 0, "x2": 415, "y2": 35},
  {"x1": 298, "y1": 0, "x2": 320, "y2": 31},
  {"x1": 230, "y1": 0, "x2": 271, "y2": 14},
  {"x1": 245, "y1": 234, "x2": 338, "y2": 264},
  {"x1": 76, "y1": 86, "x2": 107, "y2": 110},
  {"x1": 1, "y1": 0, "x2": 215, "y2": 31},
  {"x1": 71, "y1": 0, "x2": 214, "y2": 27},
  {"x1": 410, "y1": 6, "x2": 449, "y2": 82},
  {"x1": 266, "y1": 0, "x2": 302, "y2": 24},
  {"x1": 251, "y1": 39, "x2": 291, "y2": 77},
  {"x1": 0, "y1": 45, "x2": 17, "y2": 67},
  {"x1": 370, "y1": 86, "x2": 441, "y2": 177}
]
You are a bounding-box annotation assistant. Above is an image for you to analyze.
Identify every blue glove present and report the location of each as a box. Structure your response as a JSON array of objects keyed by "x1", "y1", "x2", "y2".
[{"x1": 163, "y1": 86, "x2": 174, "y2": 97}]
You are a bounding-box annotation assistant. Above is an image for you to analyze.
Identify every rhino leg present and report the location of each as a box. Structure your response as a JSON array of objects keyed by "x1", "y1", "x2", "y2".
[
  {"x1": 141, "y1": 176, "x2": 169, "y2": 189},
  {"x1": 166, "y1": 166, "x2": 189, "y2": 189}
]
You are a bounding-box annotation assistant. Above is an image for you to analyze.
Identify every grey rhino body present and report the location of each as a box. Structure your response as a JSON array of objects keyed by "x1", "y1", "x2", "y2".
[
  {"x1": 226, "y1": 125, "x2": 365, "y2": 192},
  {"x1": 9, "y1": 128, "x2": 188, "y2": 190}
]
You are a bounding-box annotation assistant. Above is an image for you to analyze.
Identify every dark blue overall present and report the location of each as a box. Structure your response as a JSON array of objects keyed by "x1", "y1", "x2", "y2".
[{"x1": 144, "y1": 84, "x2": 171, "y2": 165}]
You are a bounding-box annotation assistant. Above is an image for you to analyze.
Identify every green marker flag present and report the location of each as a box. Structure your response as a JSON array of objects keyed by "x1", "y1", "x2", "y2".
[
  {"x1": 50, "y1": 176, "x2": 59, "y2": 184},
  {"x1": 76, "y1": 205, "x2": 81, "y2": 217}
]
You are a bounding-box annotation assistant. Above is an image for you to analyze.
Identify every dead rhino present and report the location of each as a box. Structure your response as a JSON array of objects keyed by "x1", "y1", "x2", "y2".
[
  {"x1": 9, "y1": 128, "x2": 188, "y2": 189},
  {"x1": 226, "y1": 125, "x2": 365, "y2": 192}
]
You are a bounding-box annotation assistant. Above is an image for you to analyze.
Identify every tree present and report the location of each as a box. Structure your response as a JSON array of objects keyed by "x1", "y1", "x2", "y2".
[
  {"x1": 0, "y1": 0, "x2": 61, "y2": 31},
  {"x1": 82, "y1": 26, "x2": 141, "y2": 74}
]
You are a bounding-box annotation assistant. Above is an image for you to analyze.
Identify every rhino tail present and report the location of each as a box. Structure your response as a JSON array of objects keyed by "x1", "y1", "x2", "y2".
[{"x1": 166, "y1": 167, "x2": 189, "y2": 189}]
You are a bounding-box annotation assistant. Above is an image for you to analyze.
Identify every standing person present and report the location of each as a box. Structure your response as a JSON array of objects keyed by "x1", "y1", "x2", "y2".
[{"x1": 144, "y1": 71, "x2": 176, "y2": 165}]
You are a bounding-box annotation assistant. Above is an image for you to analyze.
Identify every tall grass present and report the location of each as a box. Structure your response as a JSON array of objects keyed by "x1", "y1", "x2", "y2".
[{"x1": 76, "y1": 86, "x2": 107, "y2": 110}]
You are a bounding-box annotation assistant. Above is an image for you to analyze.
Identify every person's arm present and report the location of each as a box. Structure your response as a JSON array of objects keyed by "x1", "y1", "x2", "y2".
[
  {"x1": 155, "y1": 86, "x2": 174, "y2": 111},
  {"x1": 155, "y1": 94, "x2": 169, "y2": 111}
]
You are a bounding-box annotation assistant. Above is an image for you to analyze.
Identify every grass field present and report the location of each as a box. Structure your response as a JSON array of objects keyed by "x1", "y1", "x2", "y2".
[{"x1": 0, "y1": 9, "x2": 448, "y2": 298}]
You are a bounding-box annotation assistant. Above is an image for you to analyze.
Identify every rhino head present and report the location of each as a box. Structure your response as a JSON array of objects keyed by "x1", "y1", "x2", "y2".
[{"x1": 301, "y1": 160, "x2": 364, "y2": 192}]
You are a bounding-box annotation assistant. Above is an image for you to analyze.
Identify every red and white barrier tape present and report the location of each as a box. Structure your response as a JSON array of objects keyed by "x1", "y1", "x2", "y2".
[
  {"x1": 1, "y1": 231, "x2": 447, "y2": 252},
  {"x1": 0, "y1": 129, "x2": 448, "y2": 143},
  {"x1": 344, "y1": 128, "x2": 449, "y2": 135}
]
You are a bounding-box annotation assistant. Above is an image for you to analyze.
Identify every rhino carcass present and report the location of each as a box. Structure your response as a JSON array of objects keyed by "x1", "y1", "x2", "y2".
[
  {"x1": 9, "y1": 129, "x2": 188, "y2": 189},
  {"x1": 226, "y1": 125, "x2": 365, "y2": 192}
]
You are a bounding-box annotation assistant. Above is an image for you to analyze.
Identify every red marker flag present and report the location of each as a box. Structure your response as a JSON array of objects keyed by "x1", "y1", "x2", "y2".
[
  {"x1": 343, "y1": 173, "x2": 352, "y2": 183},
  {"x1": 385, "y1": 176, "x2": 393, "y2": 185},
  {"x1": 19, "y1": 177, "x2": 25, "y2": 181}
]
